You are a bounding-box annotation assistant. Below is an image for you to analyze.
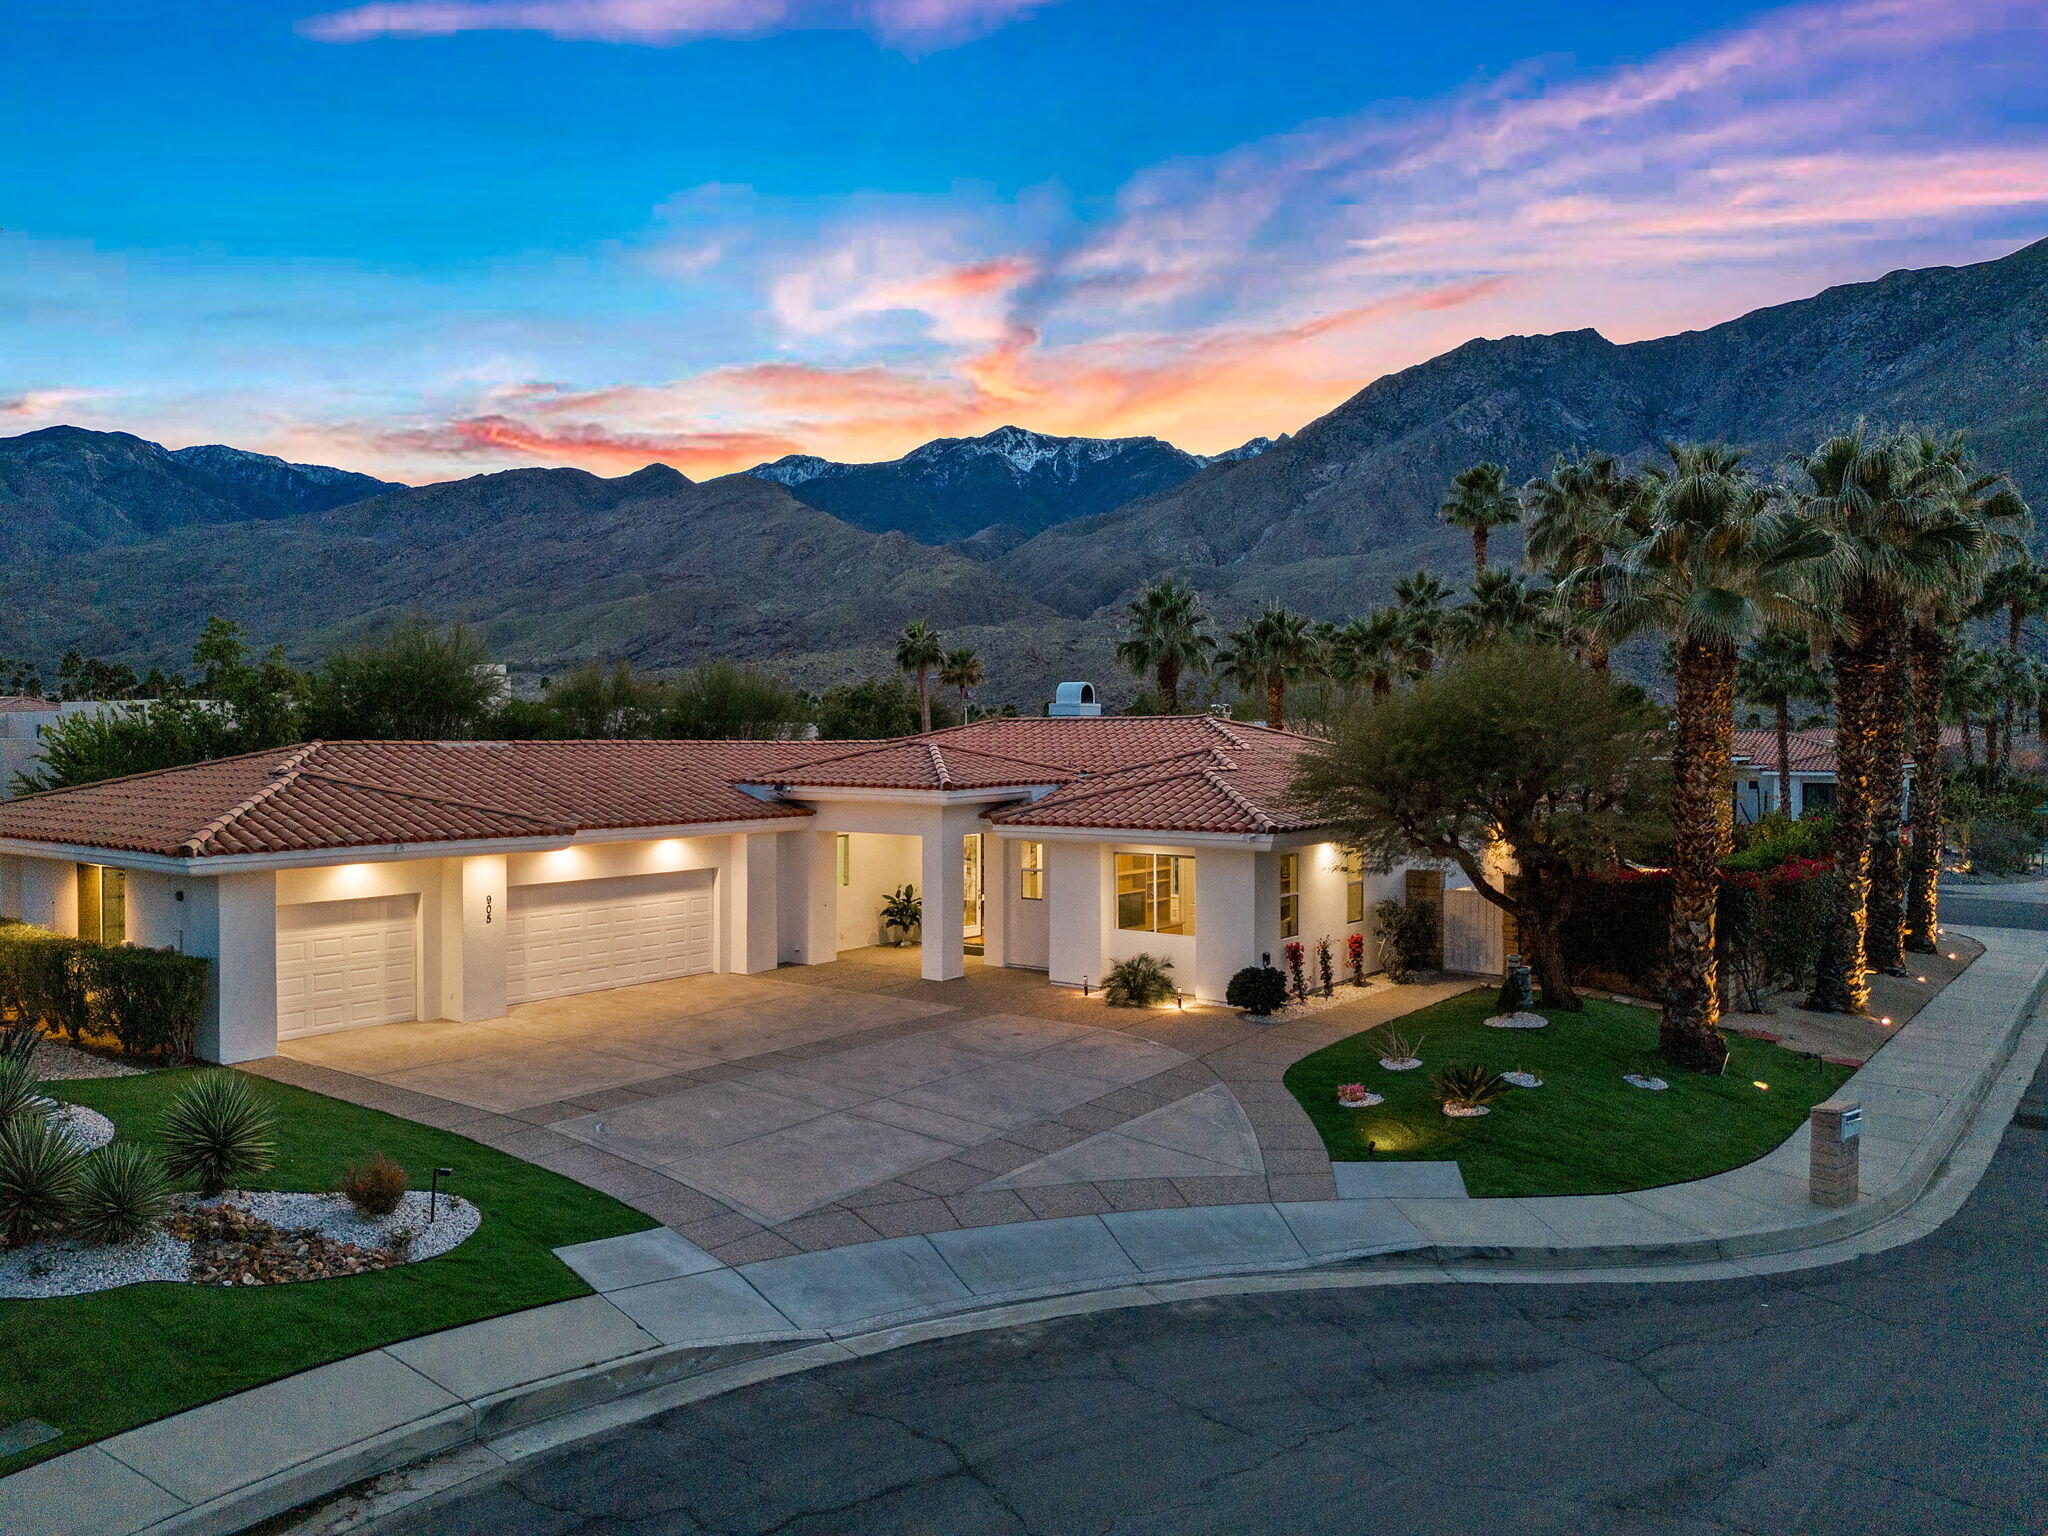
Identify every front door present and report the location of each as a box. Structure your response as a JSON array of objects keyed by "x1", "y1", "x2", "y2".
[{"x1": 963, "y1": 833, "x2": 984, "y2": 942}]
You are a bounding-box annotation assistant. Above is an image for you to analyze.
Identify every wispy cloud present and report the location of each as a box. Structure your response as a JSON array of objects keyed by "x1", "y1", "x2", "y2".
[
  {"x1": 0, "y1": 389, "x2": 98, "y2": 419},
  {"x1": 302, "y1": 0, "x2": 1054, "y2": 50}
]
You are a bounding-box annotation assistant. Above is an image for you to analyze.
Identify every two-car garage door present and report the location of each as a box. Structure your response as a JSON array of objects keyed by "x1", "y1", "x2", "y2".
[{"x1": 506, "y1": 871, "x2": 716, "y2": 1005}]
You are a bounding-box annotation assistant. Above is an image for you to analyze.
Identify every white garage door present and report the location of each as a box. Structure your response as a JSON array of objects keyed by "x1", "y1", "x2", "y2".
[
  {"x1": 506, "y1": 871, "x2": 716, "y2": 1005},
  {"x1": 276, "y1": 895, "x2": 419, "y2": 1040}
]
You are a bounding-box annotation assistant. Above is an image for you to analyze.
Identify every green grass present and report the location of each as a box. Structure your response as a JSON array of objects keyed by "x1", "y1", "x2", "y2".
[
  {"x1": 0, "y1": 1069, "x2": 653, "y2": 1475},
  {"x1": 1283, "y1": 989, "x2": 1853, "y2": 1198}
]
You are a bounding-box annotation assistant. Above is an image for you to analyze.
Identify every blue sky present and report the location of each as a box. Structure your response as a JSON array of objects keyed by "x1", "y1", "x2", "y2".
[{"x1": 6, "y1": 0, "x2": 2047, "y2": 479}]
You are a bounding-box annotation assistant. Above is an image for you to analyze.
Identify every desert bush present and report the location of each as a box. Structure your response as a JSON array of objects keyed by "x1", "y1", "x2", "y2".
[
  {"x1": 0, "y1": 1055, "x2": 47, "y2": 1127},
  {"x1": 1966, "y1": 820, "x2": 2040, "y2": 877},
  {"x1": 1226, "y1": 960, "x2": 1290, "y2": 1016},
  {"x1": 0, "y1": 1113, "x2": 83, "y2": 1245},
  {"x1": 1364, "y1": 1025, "x2": 1423, "y2": 1064},
  {"x1": 70, "y1": 1143, "x2": 174, "y2": 1245},
  {"x1": 87, "y1": 944, "x2": 209, "y2": 1061},
  {"x1": 1372, "y1": 898, "x2": 1440, "y2": 982},
  {"x1": 338, "y1": 1151, "x2": 410, "y2": 1218},
  {"x1": 159, "y1": 1072, "x2": 276, "y2": 1197},
  {"x1": 0, "y1": 932, "x2": 91, "y2": 1041},
  {"x1": 1431, "y1": 1062, "x2": 1508, "y2": 1110},
  {"x1": 1103, "y1": 953, "x2": 1176, "y2": 1008}
]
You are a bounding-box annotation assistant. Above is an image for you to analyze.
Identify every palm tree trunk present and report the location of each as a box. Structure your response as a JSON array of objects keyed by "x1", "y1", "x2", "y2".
[
  {"x1": 1775, "y1": 697, "x2": 1794, "y2": 816},
  {"x1": 1959, "y1": 713, "x2": 1977, "y2": 770},
  {"x1": 1665, "y1": 636, "x2": 1735, "y2": 1070},
  {"x1": 1265, "y1": 678, "x2": 1285, "y2": 731},
  {"x1": 1158, "y1": 659, "x2": 1181, "y2": 715},
  {"x1": 1984, "y1": 717, "x2": 2000, "y2": 780},
  {"x1": 1583, "y1": 575, "x2": 1610, "y2": 673},
  {"x1": 1807, "y1": 617, "x2": 1885, "y2": 1014},
  {"x1": 917, "y1": 669, "x2": 932, "y2": 734},
  {"x1": 1905, "y1": 617, "x2": 1951, "y2": 954},
  {"x1": 1865, "y1": 633, "x2": 1909, "y2": 975},
  {"x1": 1472, "y1": 528, "x2": 1488, "y2": 578}
]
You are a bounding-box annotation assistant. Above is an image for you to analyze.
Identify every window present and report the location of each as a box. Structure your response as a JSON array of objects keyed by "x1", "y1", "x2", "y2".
[
  {"x1": 1345, "y1": 851, "x2": 1366, "y2": 925},
  {"x1": 1019, "y1": 841, "x2": 1045, "y2": 900},
  {"x1": 1278, "y1": 853, "x2": 1300, "y2": 938},
  {"x1": 1114, "y1": 853, "x2": 1194, "y2": 935},
  {"x1": 835, "y1": 833, "x2": 850, "y2": 887},
  {"x1": 76, "y1": 864, "x2": 126, "y2": 945}
]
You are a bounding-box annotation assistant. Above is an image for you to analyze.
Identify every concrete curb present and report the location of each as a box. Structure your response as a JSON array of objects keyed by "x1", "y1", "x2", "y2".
[{"x1": 6, "y1": 926, "x2": 2043, "y2": 1536}]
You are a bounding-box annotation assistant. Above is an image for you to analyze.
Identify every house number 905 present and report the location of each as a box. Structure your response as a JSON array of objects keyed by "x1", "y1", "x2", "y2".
[{"x1": 484, "y1": 895, "x2": 494, "y2": 924}]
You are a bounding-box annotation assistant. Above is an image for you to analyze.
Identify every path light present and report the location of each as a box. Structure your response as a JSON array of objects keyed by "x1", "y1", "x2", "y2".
[
  {"x1": 1753, "y1": 1081, "x2": 1769, "y2": 1091},
  {"x1": 429, "y1": 1166, "x2": 454, "y2": 1223},
  {"x1": 1916, "y1": 976, "x2": 1929, "y2": 984},
  {"x1": 1880, "y1": 1017, "x2": 1894, "y2": 1026}
]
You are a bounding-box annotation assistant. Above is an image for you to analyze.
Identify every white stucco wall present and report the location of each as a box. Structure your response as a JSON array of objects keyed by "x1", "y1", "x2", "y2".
[{"x1": 835, "y1": 832, "x2": 920, "y2": 950}]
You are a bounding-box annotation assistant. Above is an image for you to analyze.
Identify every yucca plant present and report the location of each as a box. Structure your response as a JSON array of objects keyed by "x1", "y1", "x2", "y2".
[
  {"x1": 70, "y1": 1143, "x2": 174, "y2": 1245},
  {"x1": 0, "y1": 1054, "x2": 48, "y2": 1127},
  {"x1": 0, "y1": 1113, "x2": 83, "y2": 1245},
  {"x1": 1431, "y1": 1062, "x2": 1508, "y2": 1111},
  {"x1": 158, "y1": 1072, "x2": 276, "y2": 1197}
]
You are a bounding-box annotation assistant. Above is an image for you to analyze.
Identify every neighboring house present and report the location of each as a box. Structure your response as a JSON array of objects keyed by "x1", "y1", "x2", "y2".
[
  {"x1": 1729, "y1": 728, "x2": 1918, "y2": 823},
  {"x1": 0, "y1": 696, "x2": 150, "y2": 798},
  {"x1": 0, "y1": 714, "x2": 1415, "y2": 1064}
]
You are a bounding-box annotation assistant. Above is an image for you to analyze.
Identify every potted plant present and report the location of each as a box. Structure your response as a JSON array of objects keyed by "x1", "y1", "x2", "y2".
[{"x1": 880, "y1": 884, "x2": 922, "y2": 946}]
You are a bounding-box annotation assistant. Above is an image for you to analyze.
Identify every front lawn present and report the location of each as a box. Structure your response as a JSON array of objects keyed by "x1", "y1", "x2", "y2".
[
  {"x1": 0, "y1": 1069, "x2": 653, "y2": 1475},
  {"x1": 1283, "y1": 989, "x2": 1853, "y2": 1198}
]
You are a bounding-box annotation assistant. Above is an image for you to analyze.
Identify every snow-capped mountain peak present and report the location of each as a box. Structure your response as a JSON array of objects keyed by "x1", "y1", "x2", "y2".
[{"x1": 748, "y1": 453, "x2": 834, "y2": 487}]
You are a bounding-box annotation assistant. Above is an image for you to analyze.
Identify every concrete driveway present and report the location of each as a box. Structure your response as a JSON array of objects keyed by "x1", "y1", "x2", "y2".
[{"x1": 261, "y1": 950, "x2": 1452, "y2": 1264}]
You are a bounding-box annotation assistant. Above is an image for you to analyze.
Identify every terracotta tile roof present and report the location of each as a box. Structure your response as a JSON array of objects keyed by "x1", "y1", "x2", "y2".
[
  {"x1": 0, "y1": 739, "x2": 846, "y2": 858},
  {"x1": 0, "y1": 696, "x2": 57, "y2": 714},
  {"x1": 923, "y1": 714, "x2": 1291, "y2": 773},
  {"x1": 988, "y1": 732, "x2": 1324, "y2": 835},
  {"x1": 1730, "y1": 729, "x2": 1839, "y2": 776},
  {"x1": 741, "y1": 738, "x2": 1078, "y2": 792}
]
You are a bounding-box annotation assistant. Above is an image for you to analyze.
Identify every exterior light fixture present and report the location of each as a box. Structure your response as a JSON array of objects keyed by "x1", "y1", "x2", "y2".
[
  {"x1": 1081, "y1": 976, "x2": 1091, "y2": 996},
  {"x1": 429, "y1": 1166, "x2": 455, "y2": 1222},
  {"x1": 1880, "y1": 1016, "x2": 1893, "y2": 1026},
  {"x1": 1916, "y1": 976, "x2": 1928, "y2": 984},
  {"x1": 1752, "y1": 1081, "x2": 1769, "y2": 1090}
]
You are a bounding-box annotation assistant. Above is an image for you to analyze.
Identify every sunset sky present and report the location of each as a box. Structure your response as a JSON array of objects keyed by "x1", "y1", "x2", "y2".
[{"x1": 6, "y1": 0, "x2": 2048, "y2": 482}]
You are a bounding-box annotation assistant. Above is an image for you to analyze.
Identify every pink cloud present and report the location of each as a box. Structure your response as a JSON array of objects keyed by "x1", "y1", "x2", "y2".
[
  {"x1": 302, "y1": 0, "x2": 1054, "y2": 49},
  {"x1": 0, "y1": 389, "x2": 95, "y2": 418}
]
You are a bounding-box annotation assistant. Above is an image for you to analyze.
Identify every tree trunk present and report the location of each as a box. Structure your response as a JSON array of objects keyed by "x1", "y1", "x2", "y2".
[
  {"x1": 1807, "y1": 608, "x2": 1886, "y2": 1014},
  {"x1": 917, "y1": 670, "x2": 932, "y2": 734},
  {"x1": 1158, "y1": 659, "x2": 1181, "y2": 715},
  {"x1": 1665, "y1": 636, "x2": 1735, "y2": 1070},
  {"x1": 1371, "y1": 677, "x2": 1391, "y2": 701},
  {"x1": 1583, "y1": 575, "x2": 1610, "y2": 673},
  {"x1": 1905, "y1": 616, "x2": 1951, "y2": 954},
  {"x1": 1959, "y1": 713, "x2": 1977, "y2": 770},
  {"x1": 1985, "y1": 717, "x2": 2000, "y2": 781},
  {"x1": 1775, "y1": 697, "x2": 1794, "y2": 817},
  {"x1": 1472, "y1": 527, "x2": 1488, "y2": 578},
  {"x1": 1265, "y1": 679, "x2": 1285, "y2": 731},
  {"x1": 1865, "y1": 631, "x2": 1909, "y2": 975}
]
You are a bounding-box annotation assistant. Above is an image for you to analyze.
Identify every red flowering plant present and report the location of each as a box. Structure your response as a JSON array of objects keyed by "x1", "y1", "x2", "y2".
[
  {"x1": 1282, "y1": 940, "x2": 1308, "y2": 1002},
  {"x1": 1346, "y1": 932, "x2": 1366, "y2": 986}
]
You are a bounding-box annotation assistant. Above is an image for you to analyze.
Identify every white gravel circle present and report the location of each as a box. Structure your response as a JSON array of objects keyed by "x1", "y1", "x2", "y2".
[
  {"x1": 49, "y1": 1102, "x2": 115, "y2": 1152},
  {"x1": 0, "y1": 1189, "x2": 480, "y2": 1300}
]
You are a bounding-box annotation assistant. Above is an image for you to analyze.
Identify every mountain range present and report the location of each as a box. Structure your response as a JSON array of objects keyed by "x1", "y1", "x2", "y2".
[{"x1": 6, "y1": 236, "x2": 2046, "y2": 703}]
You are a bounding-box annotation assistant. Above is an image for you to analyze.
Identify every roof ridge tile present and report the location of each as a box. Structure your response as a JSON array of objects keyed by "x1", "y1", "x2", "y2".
[{"x1": 179, "y1": 742, "x2": 324, "y2": 856}]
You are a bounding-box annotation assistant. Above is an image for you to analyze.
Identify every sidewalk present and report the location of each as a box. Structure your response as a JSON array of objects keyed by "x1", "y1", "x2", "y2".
[{"x1": 8, "y1": 924, "x2": 2045, "y2": 1536}]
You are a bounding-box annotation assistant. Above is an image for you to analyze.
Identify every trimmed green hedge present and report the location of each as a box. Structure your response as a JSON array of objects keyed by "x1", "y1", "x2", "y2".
[{"x1": 0, "y1": 924, "x2": 208, "y2": 1061}]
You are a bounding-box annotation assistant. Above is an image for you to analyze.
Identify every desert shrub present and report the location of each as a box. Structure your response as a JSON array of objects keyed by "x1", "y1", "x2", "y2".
[
  {"x1": 1226, "y1": 961, "x2": 1290, "y2": 1016},
  {"x1": 86, "y1": 944, "x2": 210, "y2": 1061},
  {"x1": 1431, "y1": 1062, "x2": 1507, "y2": 1110},
  {"x1": 1372, "y1": 898, "x2": 1440, "y2": 982},
  {"x1": 0, "y1": 1018, "x2": 37, "y2": 1067},
  {"x1": 1365, "y1": 1025, "x2": 1423, "y2": 1064},
  {"x1": 1103, "y1": 953, "x2": 1176, "y2": 1008},
  {"x1": 338, "y1": 1151, "x2": 410, "y2": 1217},
  {"x1": 1726, "y1": 811, "x2": 1834, "y2": 872},
  {"x1": 159, "y1": 1072, "x2": 276, "y2": 1197},
  {"x1": 0, "y1": 1113, "x2": 83, "y2": 1245},
  {"x1": 1966, "y1": 820, "x2": 2040, "y2": 877},
  {"x1": 70, "y1": 1143, "x2": 174, "y2": 1245},
  {"x1": 0, "y1": 932, "x2": 92, "y2": 1041},
  {"x1": 0, "y1": 1054, "x2": 48, "y2": 1127},
  {"x1": 1565, "y1": 859, "x2": 1834, "y2": 1001}
]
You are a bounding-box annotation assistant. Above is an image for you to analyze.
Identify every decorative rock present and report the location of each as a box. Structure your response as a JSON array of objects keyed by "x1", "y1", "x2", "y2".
[
  {"x1": 45, "y1": 1102, "x2": 115, "y2": 1153},
  {"x1": 1501, "y1": 1070, "x2": 1543, "y2": 1088},
  {"x1": 1336, "y1": 1085, "x2": 1384, "y2": 1108},
  {"x1": 1441, "y1": 1103, "x2": 1492, "y2": 1118},
  {"x1": 1623, "y1": 1073, "x2": 1670, "y2": 1091},
  {"x1": 1483, "y1": 1011, "x2": 1549, "y2": 1030},
  {"x1": 1378, "y1": 1056, "x2": 1424, "y2": 1072}
]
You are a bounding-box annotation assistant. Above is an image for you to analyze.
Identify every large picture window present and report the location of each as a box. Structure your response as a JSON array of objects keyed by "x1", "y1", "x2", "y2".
[
  {"x1": 1344, "y1": 851, "x2": 1366, "y2": 924},
  {"x1": 1278, "y1": 853, "x2": 1300, "y2": 938},
  {"x1": 1019, "y1": 841, "x2": 1045, "y2": 900},
  {"x1": 1115, "y1": 853, "x2": 1194, "y2": 935}
]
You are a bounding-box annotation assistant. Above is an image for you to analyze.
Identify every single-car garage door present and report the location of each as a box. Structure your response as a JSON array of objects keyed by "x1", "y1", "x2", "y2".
[
  {"x1": 506, "y1": 871, "x2": 715, "y2": 1005},
  {"x1": 276, "y1": 895, "x2": 419, "y2": 1040}
]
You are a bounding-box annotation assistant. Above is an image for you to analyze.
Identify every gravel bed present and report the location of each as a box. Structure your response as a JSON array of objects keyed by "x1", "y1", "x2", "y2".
[
  {"x1": 0, "y1": 1190, "x2": 480, "y2": 1300},
  {"x1": 47, "y1": 1101, "x2": 115, "y2": 1152},
  {"x1": 28, "y1": 1039, "x2": 141, "y2": 1080}
]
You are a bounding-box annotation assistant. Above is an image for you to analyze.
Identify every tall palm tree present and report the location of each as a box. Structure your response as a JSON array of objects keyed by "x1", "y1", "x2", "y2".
[
  {"x1": 1971, "y1": 555, "x2": 2048, "y2": 774},
  {"x1": 1217, "y1": 608, "x2": 1321, "y2": 729},
  {"x1": 1391, "y1": 569, "x2": 1454, "y2": 671},
  {"x1": 1523, "y1": 449, "x2": 1644, "y2": 672},
  {"x1": 1114, "y1": 576, "x2": 1214, "y2": 713},
  {"x1": 1736, "y1": 626, "x2": 1826, "y2": 818},
  {"x1": 1439, "y1": 462, "x2": 1520, "y2": 578},
  {"x1": 1440, "y1": 569, "x2": 1551, "y2": 652},
  {"x1": 1944, "y1": 644, "x2": 1996, "y2": 773},
  {"x1": 894, "y1": 619, "x2": 945, "y2": 734},
  {"x1": 1593, "y1": 443, "x2": 1818, "y2": 1070},
  {"x1": 1327, "y1": 609, "x2": 1419, "y2": 701},
  {"x1": 938, "y1": 648, "x2": 985, "y2": 722}
]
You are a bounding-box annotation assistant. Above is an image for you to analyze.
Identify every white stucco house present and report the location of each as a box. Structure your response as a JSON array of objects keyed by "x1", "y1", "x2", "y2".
[{"x1": 0, "y1": 716, "x2": 1415, "y2": 1064}]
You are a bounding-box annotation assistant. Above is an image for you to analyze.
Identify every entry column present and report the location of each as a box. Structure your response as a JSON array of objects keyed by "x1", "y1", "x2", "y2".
[{"x1": 919, "y1": 807, "x2": 972, "y2": 982}]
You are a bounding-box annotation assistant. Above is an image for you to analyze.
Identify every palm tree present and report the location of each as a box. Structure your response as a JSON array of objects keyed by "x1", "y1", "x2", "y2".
[
  {"x1": 1944, "y1": 644, "x2": 1996, "y2": 772},
  {"x1": 939, "y1": 648, "x2": 985, "y2": 722},
  {"x1": 1391, "y1": 569, "x2": 1454, "y2": 671},
  {"x1": 1327, "y1": 609, "x2": 1419, "y2": 701},
  {"x1": 1737, "y1": 627, "x2": 1826, "y2": 818},
  {"x1": 1594, "y1": 443, "x2": 1818, "y2": 1070},
  {"x1": 1217, "y1": 608, "x2": 1321, "y2": 729},
  {"x1": 1114, "y1": 576, "x2": 1214, "y2": 713},
  {"x1": 894, "y1": 619, "x2": 945, "y2": 734},
  {"x1": 1440, "y1": 569, "x2": 1552, "y2": 653},
  {"x1": 1971, "y1": 555, "x2": 2048, "y2": 774},
  {"x1": 1523, "y1": 449, "x2": 1644, "y2": 672},
  {"x1": 1439, "y1": 462, "x2": 1520, "y2": 578}
]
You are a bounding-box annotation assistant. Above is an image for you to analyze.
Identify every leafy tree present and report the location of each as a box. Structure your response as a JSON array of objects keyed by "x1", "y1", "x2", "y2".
[
  {"x1": 541, "y1": 661, "x2": 667, "y2": 738},
  {"x1": 938, "y1": 648, "x2": 985, "y2": 722},
  {"x1": 190, "y1": 617, "x2": 306, "y2": 747},
  {"x1": 659, "y1": 659, "x2": 811, "y2": 740},
  {"x1": 1736, "y1": 626, "x2": 1827, "y2": 816},
  {"x1": 815, "y1": 675, "x2": 954, "y2": 740},
  {"x1": 1438, "y1": 461, "x2": 1519, "y2": 578},
  {"x1": 1293, "y1": 640, "x2": 1667, "y2": 1011},
  {"x1": 302, "y1": 617, "x2": 498, "y2": 741},
  {"x1": 1217, "y1": 608, "x2": 1321, "y2": 730},
  {"x1": 894, "y1": 619, "x2": 945, "y2": 734},
  {"x1": 1114, "y1": 576, "x2": 1214, "y2": 713}
]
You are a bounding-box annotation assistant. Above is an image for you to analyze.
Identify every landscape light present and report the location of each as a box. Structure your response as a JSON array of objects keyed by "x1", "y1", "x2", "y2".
[
  {"x1": 429, "y1": 1166, "x2": 455, "y2": 1222},
  {"x1": 1753, "y1": 1081, "x2": 1769, "y2": 1090},
  {"x1": 1880, "y1": 1017, "x2": 1894, "y2": 1026},
  {"x1": 1916, "y1": 976, "x2": 1928, "y2": 984}
]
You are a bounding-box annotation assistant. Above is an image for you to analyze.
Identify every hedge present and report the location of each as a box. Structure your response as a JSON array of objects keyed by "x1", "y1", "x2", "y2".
[{"x1": 0, "y1": 924, "x2": 208, "y2": 1061}]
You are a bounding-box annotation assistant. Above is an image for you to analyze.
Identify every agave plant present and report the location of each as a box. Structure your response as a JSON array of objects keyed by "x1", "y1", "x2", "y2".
[
  {"x1": 0, "y1": 1054, "x2": 48, "y2": 1128},
  {"x1": 69, "y1": 1143, "x2": 174, "y2": 1245},
  {"x1": 0, "y1": 1113, "x2": 83, "y2": 1245},
  {"x1": 158, "y1": 1072, "x2": 276, "y2": 1198},
  {"x1": 1431, "y1": 1062, "x2": 1508, "y2": 1112}
]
